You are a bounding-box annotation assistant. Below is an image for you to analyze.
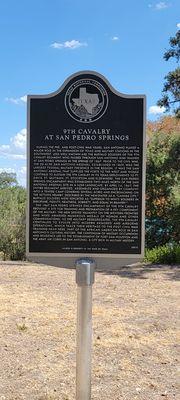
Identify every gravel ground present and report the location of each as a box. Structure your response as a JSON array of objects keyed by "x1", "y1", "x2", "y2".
[{"x1": 0, "y1": 261, "x2": 179, "y2": 400}]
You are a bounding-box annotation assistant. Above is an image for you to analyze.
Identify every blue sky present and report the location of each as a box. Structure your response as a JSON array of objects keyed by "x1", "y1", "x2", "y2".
[{"x1": 0, "y1": 0, "x2": 179, "y2": 185}]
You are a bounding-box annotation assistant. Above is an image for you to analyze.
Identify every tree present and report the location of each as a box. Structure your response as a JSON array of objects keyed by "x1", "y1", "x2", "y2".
[
  {"x1": 0, "y1": 171, "x2": 17, "y2": 189},
  {"x1": 146, "y1": 123, "x2": 180, "y2": 248},
  {"x1": 157, "y1": 30, "x2": 180, "y2": 118},
  {"x1": 147, "y1": 115, "x2": 180, "y2": 137},
  {"x1": 163, "y1": 30, "x2": 180, "y2": 62},
  {"x1": 0, "y1": 173, "x2": 26, "y2": 260}
]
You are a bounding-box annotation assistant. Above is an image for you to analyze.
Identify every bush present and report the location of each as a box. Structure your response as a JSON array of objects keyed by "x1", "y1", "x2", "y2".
[
  {"x1": 145, "y1": 217, "x2": 173, "y2": 249},
  {"x1": 145, "y1": 243, "x2": 180, "y2": 264},
  {"x1": 146, "y1": 125, "x2": 180, "y2": 248},
  {"x1": 0, "y1": 185, "x2": 26, "y2": 260}
]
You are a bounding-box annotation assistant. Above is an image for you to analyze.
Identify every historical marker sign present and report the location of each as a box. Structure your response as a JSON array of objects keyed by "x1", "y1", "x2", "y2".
[{"x1": 27, "y1": 71, "x2": 146, "y2": 269}]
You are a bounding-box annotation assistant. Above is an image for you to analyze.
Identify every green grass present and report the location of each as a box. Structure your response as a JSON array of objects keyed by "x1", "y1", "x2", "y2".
[{"x1": 145, "y1": 243, "x2": 180, "y2": 264}]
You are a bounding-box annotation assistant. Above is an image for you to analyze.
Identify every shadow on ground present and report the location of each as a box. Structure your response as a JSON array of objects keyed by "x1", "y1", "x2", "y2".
[
  {"x1": 0, "y1": 260, "x2": 179, "y2": 281},
  {"x1": 98, "y1": 263, "x2": 180, "y2": 281}
]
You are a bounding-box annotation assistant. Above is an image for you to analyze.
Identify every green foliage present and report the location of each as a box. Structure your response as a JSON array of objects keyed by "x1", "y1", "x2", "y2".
[
  {"x1": 0, "y1": 175, "x2": 26, "y2": 260},
  {"x1": 0, "y1": 171, "x2": 17, "y2": 189},
  {"x1": 158, "y1": 30, "x2": 180, "y2": 118},
  {"x1": 146, "y1": 129, "x2": 180, "y2": 248},
  {"x1": 163, "y1": 30, "x2": 180, "y2": 62},
  {"x1": 145, "y1": 243, "x2": 180, "y2": 265},
  {"x1": 157, "y1": 68, "x2": 180, "y2": 118}
]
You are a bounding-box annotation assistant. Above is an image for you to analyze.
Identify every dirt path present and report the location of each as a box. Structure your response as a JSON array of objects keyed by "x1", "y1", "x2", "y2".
[{"x1": 0, "y1": 262, "x2": 179, "y2": 400}]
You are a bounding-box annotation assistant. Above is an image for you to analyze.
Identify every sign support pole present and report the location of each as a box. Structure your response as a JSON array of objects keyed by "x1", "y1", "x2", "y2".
[{"x1": 75, "y1": 258, "x2": 95, "y2": 400}]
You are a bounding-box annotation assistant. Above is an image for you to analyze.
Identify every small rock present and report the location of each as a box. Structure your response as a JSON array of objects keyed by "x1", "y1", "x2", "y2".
[
  {"x1": 149, "y1": 383, "x2": 155, "y2": 388},
  {"x1": 161, "y1": 391, "x2": 168, "y2": 396}
]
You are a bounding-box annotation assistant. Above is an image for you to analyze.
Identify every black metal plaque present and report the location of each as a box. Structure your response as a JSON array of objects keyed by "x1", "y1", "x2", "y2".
[{"x1": 27, "y1": 71, "x2": 146, "y2": 262}]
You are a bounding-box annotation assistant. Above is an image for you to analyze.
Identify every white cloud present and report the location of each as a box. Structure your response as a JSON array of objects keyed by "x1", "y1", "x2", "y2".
[
  {"x1": 0, "y1": 167, "x2": 15, "y2": 174},
  {"x1": 149, "y1": 105, "x2": 166, "y2": 115},
  {"x1": 155, "y1": 2, "x2": 169, "y2": 9},
  {"x1": 18, "y1": 166, "x2": 26, "y2": 174},
  {"x1": 148, "y1": 2, "x2": 170, "y2": 9},
  {"x1": 17, "y1": 166, "x2": 26, "y2": 187},
  {"x1": 5, "y1": 95, "x2": 27, "y2": 105},
  {"x1": 20, "y1": 95, "x2": 27, "y2": 103},
  {"x1": 177, "y1": 23, "x2": 180, "y2": 29},
  {"x1": 51, "y1": 42, "x2": 63, "y2": 49},
  {"x1": 0, "y1": 129, "x2": 26, "y2": 160},
  {"x1": 50, "y1": 40, "x2": 87, "y2": 50},
  {"x1": 5, "y1": 97, "x2": 19, "y2": 105},
  {"x1": 12, "y1": 129, "x2": 26, "y2": 150},
  {"x1": 111, "y1": 36, "x2": 119, "y2": 41}
]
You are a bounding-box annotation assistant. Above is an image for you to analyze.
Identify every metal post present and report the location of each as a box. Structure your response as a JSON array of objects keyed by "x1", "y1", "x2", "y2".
[{"x1": 75, "y1": 258, "x2": 95, "y2": 400}]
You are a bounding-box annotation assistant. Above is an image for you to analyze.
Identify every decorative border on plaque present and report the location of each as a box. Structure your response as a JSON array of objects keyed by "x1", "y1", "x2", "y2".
[{"x1": 64, "y1": 78, "x2": 108, "y2": 123}]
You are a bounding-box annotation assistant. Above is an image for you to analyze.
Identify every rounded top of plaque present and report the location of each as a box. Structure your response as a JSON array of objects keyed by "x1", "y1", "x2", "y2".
[{"x1": 28, "y1": 70, "x2": 145, "y2": 102}]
